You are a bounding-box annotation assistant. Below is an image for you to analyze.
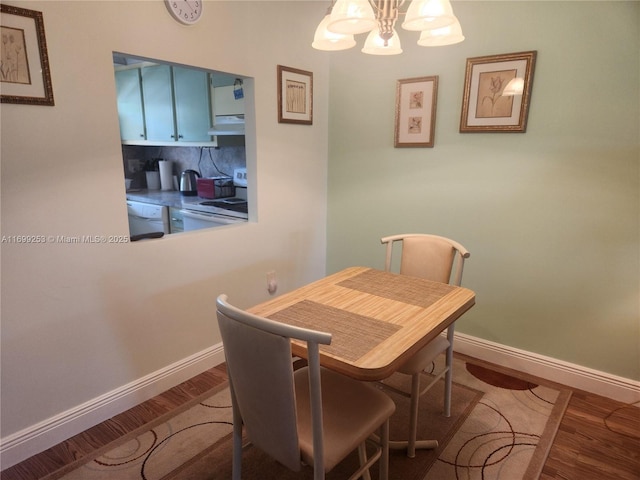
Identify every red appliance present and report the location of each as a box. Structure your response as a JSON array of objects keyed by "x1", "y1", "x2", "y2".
[{"x1": 196, "y1": 177, "x2": 235, "y2": 199}]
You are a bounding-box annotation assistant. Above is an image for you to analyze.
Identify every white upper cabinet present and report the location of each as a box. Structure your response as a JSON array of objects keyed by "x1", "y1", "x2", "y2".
[
  {"x1": 115, "y1": 68, "x2": 145, "y2": 142},
  {"x1": 115, "y1": 62, "x2": 214, "y2": 145},
  {"x1": 141, "y1": 65, "x2": 176, "y2": 142},
  {"x1": 173, "y1": 67, "x2": 212, "y2": 142},
  {"x1": 213, "y1": 85, "x2": 245, "y2": 116}
]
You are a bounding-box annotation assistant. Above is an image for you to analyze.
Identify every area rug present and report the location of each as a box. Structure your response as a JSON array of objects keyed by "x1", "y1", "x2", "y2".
[{"x1": 60, "y1": 357, "x2": 570, "y2": 480}]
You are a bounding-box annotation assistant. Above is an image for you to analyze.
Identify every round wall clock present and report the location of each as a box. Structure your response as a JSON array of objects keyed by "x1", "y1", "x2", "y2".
[{"x1": 164, "y1": 0, "x2": 202, "y2": 25}]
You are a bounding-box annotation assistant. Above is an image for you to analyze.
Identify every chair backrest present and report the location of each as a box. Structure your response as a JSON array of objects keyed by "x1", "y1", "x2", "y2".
[
  {"x1": 216, "y1": 294, "x2": 332, "y2": 473},
  {"x1": 381, "y1": 233, "x2": 470, "y2": 286}
]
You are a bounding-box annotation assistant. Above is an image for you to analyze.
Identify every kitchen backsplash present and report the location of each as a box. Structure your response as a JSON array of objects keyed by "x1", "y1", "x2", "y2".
[{"x1": 122, "y1": 145, "x2": 246, "y2": 189}]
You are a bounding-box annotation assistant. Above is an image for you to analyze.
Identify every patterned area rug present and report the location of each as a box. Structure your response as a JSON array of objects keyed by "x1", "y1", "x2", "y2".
[{"x1": 60, "y1": 357, "x2": 570, "y2": 480}]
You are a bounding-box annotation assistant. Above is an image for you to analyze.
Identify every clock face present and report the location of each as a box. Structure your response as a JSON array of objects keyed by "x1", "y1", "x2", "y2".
[{"x1": 165, "y1": 0, "x2": 202, "y2": 25}]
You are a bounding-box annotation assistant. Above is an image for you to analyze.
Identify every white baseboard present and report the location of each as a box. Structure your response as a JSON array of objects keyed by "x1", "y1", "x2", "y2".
[
  {"x1": 454, "y1": 332, "x2": 640, "y2": 404},
  {"x1": 0, "y1": 344, "x2": 225, "y2": 470}
]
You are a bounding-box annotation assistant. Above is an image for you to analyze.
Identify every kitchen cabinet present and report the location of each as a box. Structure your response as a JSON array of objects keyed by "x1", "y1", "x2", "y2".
[
  {"x1": 115, "y1": 68, "x2": 145, "y2": 142},
  {"x1": 213, "y1": 85, "x2": 244, "y2": 116},
  {"x1": 169, "y1": 207, "x2": 184, "y2": 233},
  {"x1": 141, "y1": 65, "x2": 175, "y2": 142},
  {"x1": 173, "y1": 67, "x2": 213, "y2": 142},
  {"x1": 115, "y1": 63, "x2": 214, "y2": 145},
  {"x1": 208, "y1": 84, "x2": 246, "y2": 142},
  {"x1": 141, "y1": 65, "x2": 213, "y2": 143}
]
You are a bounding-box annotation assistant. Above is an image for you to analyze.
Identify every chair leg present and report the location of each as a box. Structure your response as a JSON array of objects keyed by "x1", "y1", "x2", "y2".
[
  {"x1": 357, "y1": 443, "x2": 372, "y2": 480},
  {"x1": 407, "y1": 372, "x2": 421, "y2": 458},
  {"x1": 230, "y1": 384, "x2": 243, "y2": 480},
  {"x1": 379, "y1": 420, "x2": 390, "y2": 480},
  {"x1": 444, "y1": 346, "x2": 453, "y2": 417}
]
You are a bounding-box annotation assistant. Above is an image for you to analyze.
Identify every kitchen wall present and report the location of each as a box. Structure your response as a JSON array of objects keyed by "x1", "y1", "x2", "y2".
[
  {"x1": 0, "y1": 0, "x2": 329, "y2": 464},
  {"x1": 122, "y1": 145, "x2": 246, "y2": 189},
  {"x1": 326, "y1": 1, "x2": 639, "y2": 381}
]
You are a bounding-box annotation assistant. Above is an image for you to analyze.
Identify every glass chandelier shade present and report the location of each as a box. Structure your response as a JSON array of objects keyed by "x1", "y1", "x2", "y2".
[
  {"x1": 327, "y1": 0, "x2": 377, "y2": 35},
  {"x1": 361, "y1": 28, "x2": 403, "y2": 55},
  {"x1": 312, "y1": 14, "x2": 357, "y2": 50},
  {"x1": 402, "y1": 0, "x2": 456, "y2": 31},
  {"x1": 417, "y1": 16, "x2": 464, "y2": 46}
]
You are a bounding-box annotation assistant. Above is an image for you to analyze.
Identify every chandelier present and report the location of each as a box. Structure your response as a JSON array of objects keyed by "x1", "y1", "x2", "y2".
[{"x1": 312, "y1": 0, "x2": 464, "y2": 55}]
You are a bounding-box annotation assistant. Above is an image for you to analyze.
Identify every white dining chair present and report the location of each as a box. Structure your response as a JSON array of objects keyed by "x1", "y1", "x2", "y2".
[
  {"x1": 216, "y1": 294, "x2": 396, "y2": 480},
  {"x1": 380, "y1": 233, "x2": 470, "y2": 458}
]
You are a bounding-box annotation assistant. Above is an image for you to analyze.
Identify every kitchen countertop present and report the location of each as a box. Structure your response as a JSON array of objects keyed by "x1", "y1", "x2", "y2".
[
  {"x1": 126, "y1": 189, "x2": 186, "y2": 209},
  {"x1": 127, "y1": 188, "x2": 246, "y2": 214}
]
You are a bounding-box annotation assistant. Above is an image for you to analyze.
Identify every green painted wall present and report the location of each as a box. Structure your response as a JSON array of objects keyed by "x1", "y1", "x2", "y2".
[{"x1": 326, "y1": 1, "x2": 639, "y2": 380}]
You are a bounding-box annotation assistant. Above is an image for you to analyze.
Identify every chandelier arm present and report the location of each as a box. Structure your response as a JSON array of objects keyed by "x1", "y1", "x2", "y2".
[
  {"x1": 368, "y1": 0, "x2": 408, "y2": 18},
  {"x1": 369, "y1": 0, "x2": 403, "y2": 43},
  {"x1": 367, "y1": 0, "x2": 406, "y2": 15}
]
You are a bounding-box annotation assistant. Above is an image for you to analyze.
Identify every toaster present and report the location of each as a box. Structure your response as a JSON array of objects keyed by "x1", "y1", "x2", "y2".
[{"x1": 196, "y1": 177, "x2": 235, "y2": 199}]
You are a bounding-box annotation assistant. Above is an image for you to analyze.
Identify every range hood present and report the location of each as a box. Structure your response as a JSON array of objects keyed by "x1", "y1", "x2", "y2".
[{"x1": 208, "y1": 114, "x2": 245, "y2": 135}]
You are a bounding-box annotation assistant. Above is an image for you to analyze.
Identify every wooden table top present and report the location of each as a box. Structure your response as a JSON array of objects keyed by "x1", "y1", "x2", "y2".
[{"x1": 248, "y1": 266, "x2": 476, "y2": 381}]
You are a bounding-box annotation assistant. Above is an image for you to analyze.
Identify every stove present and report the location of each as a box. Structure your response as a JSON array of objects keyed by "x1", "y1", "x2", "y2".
[{"x1": 180, "y1": 197, "x2": 248, "y2": 220}]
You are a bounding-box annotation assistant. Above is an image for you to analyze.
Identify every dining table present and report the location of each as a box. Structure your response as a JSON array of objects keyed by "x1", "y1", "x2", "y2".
[
  {"x1": 247, "y1": 266, "x2": 476, "y2": 454},
  {"x1": 248, "y1": 266, "x2": 476, "y2": 382}
]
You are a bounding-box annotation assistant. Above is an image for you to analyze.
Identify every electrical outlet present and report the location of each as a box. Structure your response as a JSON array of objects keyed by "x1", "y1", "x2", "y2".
[{"x1": 267, "y1": 271, "x2": 277, "y2": 295}]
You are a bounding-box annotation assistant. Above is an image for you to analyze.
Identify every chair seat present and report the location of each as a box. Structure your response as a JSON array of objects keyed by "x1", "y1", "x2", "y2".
[
  {"x1": 294, "y1": 367, "x2": 396, "y2": 472},
  {"x1": 397, "y1": 335, "x2": 450, "y2": 375}
]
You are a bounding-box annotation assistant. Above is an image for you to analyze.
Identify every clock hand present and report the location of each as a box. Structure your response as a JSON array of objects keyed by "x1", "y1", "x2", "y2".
[{"x1": 182, "y1": 0, "x2": 195, "y2": 12}]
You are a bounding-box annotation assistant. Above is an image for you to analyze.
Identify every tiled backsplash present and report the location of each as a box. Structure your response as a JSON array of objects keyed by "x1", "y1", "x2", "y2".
[{"x1": 123, "y1": 145, "x2": 246, "y2": 189}]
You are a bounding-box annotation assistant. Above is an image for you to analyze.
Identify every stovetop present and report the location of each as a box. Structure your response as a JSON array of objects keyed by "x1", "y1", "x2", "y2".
[
  {"x1": 200, "y1": 198, "x2": 247, "y2": 213},
  {"x1": 181, "y1": 197, "x2": 248, "y2": 219}
]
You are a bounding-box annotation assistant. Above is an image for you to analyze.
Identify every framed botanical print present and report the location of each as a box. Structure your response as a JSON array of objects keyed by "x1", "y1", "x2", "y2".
[
  {"x1": 395, "y1": 75, "x2": 438, "y2": 147},
  {"x1": 460, "y1": 51, "x2": 536, "y2": 133},
  {"x1": 0, "y1": 4, "x2": 54, "y2": 106},
  {"x1": 277, "y1": 65, "x2": 313, "y2": 125}
]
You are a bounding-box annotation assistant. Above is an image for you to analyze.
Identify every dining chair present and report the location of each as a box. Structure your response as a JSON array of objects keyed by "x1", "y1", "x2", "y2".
[
  {"x1": 216, "y1": 294, "x2": 396, "y2": 480},
  {"x1": 380, "y1": 233, "x2": 470, "y2": 458}
]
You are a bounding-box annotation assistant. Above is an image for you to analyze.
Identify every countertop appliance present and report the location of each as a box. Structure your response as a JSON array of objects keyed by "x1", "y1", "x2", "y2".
[
  {"x1": 233, "y1": 167, "x2": 247, "y2": 187},
  {"x1": 180, "y1": 169, "x2": 200, "y2": 196},
  {"x1": 179, "y1": 196, "x2": 247, "y2": 231},
  {"x1": 196, "y1": 176, "x2": 234, "y2": 199},
  {"x1": 127, "y1": 201, "x2": 170, "y2": 237}
]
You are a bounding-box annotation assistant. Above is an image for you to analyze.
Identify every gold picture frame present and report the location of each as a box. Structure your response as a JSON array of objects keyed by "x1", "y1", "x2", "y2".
[
  {"x1": 277, "y1": 65, "x2": 313, "y2": 125},
  {"x1": 395, "y1": 76, "x2": 438, "y2": 148},
  {"x1": 1, "y1": 4, "x2": 54, "y2": 106},
  {"x1": 460, "y1": 51, "x2": 536, "y2": 133}
]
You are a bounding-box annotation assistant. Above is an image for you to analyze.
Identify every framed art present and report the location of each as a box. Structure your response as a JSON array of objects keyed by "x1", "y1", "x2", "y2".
[
  {"x1": 277, "y1": 65, "x2": 312, "y2": 125},
  {"x1": 395, "y1": 75, "x2": 438, "y2": 147},
  {"x1": 460, "y1": 51, "x2": 536, "y2": 133},
  {"x1": 0, "y1": 4, "x2": 54, "y2": 106}
]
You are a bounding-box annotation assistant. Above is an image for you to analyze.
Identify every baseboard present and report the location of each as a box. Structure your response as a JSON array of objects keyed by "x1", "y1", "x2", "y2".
[
  {"x1": 454, "y1": 332, "x2": 640, "y2": 404},
  {"x1": 0, "y1": 344, "x2": 225, "y2": 470}
]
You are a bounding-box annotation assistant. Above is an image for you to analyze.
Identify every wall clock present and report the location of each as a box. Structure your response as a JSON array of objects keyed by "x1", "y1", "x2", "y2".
[{"x1": 164, "y1": 0, "x2": 202, "y2": 25}]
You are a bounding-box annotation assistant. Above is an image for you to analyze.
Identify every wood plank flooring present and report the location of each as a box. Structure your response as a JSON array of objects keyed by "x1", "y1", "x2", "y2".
[
  {"x1": 541, "y1": 389, "x2": 640, "y2": 480},
  {"x1": 1, "y1": 359, "x2": 638, "y2": 480}
]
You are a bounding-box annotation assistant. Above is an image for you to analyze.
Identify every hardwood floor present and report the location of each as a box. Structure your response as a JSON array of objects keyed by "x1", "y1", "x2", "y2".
[
  {"x1": 1, "y1": 359, "x2": 638, "y2": 480},
  {"x1": 541, "y1": 389, "x2": 640, "y2": 480}
]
